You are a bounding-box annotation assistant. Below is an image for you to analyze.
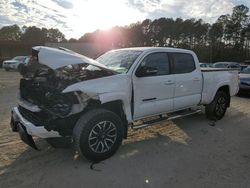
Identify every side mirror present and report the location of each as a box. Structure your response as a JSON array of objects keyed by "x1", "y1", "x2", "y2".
[{"x1": 136, "y1": 66, "x2": 158, "y2": 77}]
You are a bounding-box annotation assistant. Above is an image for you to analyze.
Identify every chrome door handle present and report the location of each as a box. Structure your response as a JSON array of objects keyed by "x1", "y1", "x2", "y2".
[
  {"x1": 192, "y1": 78, "x2": 200, "y2": 81},
  {"x1": 164, "y1": 80, "x2": 174, "y2": 85}
]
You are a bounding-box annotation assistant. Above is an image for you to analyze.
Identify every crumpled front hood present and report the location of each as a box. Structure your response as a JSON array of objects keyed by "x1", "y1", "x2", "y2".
[
  {"x1": 62, "y1": 74, "x2": 131, "y2": 97},
  {"x1": 32, "y1": 46, "x2": 109, "y2": 70}
]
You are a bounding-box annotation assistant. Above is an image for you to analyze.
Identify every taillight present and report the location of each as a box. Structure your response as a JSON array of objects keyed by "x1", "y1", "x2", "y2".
[
  {"x1": 28, "y1": 57, "x2": 33, "y2": 65},
  {"x1": 28, "y1": 56, "x2": 38, "y2": 65}
]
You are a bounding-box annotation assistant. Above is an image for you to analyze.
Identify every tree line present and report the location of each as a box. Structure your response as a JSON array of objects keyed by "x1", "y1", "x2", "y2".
[
  {"x1": 0, "y1": 25, "x2": 66, "y2": 43},
  {"x1": 0, "y1": 4, "x2": 249, "y2": 62},
  {"x1": 79, "y1": 4, "x2": 250, "y2": 62}
]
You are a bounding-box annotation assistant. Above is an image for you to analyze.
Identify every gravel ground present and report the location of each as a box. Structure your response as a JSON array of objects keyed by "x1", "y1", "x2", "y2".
[{"x1": 0, "y1": 69, "x2": 250, "y2": 188}]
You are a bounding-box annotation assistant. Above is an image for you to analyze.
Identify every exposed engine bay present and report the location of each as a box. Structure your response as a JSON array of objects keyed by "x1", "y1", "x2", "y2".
[
  {"x1": 17, "y1": 48, "x2": 115, "y2": 135},
  {"x1": 20, "y1": 62, "x2": 113, "y2": 114}
]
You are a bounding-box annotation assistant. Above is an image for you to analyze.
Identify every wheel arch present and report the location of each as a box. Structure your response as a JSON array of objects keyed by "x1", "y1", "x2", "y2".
[
  {"x1": 84, "y1": 99, "x2": 129, "y2": 139},
  {"x1": 205, "y1": 85, "x2": 230, "y2": 120},
  {"x1": 203, "y1": 83, "x2": 231, "y2": 106}
]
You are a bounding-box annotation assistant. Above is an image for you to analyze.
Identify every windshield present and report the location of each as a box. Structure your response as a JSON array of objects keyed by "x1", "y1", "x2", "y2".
[
  {"x1": 241, "y1": 66, "x2": 250, "y2": 74},
  {"x1": 24, "y1": 57, "x2": 30, "y2": 64},
  {"x1": 96, "y1": 50, "x2": 142, "y2": 73},
  {"x1": 200, "y1": 64, "x2": 206, "y2": 67},
  {"x1": 13, "y1": 56, "x2": 25, "y2": 61}
]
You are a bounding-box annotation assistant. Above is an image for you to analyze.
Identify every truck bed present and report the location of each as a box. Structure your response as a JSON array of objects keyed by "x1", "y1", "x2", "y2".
[{"x1": 201, "y1": 68, "x2": 239, "y2": 105}]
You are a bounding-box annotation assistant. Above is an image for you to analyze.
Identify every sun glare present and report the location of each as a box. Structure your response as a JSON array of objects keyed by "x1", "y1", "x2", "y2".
[{"x1": 67, "y1": 0, "x2": 144, "y2": 38}]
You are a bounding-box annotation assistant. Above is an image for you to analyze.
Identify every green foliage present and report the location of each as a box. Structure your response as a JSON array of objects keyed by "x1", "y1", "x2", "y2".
[
  {"x1": 0, "y1": 24, "x2": 21, "y2": 41},
  {"x1": 0, "y1": 25, "x2": 66, "y2": 43},
  {"x1": 21, "y1": 26, "x2": 66, "y2": 43},
  {"x1": 0, "y1": 4, "x2": 249, "y2": 62},
  {"x1": 78, "y1": 4, "x2": 250, "y2": 62}
]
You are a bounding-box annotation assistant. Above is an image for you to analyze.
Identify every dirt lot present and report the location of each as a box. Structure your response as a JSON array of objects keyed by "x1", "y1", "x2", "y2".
[{"x1": 0, "y1": 69, "x2": 250, "y2": 188}]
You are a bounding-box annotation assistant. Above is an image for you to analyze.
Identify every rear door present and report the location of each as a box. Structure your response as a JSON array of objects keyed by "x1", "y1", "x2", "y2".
[{"x1": 170, "y1": 52, "x2": 202, "y2": 110}]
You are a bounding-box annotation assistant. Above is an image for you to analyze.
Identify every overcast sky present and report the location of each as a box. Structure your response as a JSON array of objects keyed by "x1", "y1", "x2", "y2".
[{"x1": 0, "y1": 0, "x2": 250, "y2": 39}]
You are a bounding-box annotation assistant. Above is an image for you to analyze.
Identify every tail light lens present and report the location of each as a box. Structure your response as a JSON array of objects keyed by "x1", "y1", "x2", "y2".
[{"x1": 28, "y1": 57, "x2": 33, "y2": 65}]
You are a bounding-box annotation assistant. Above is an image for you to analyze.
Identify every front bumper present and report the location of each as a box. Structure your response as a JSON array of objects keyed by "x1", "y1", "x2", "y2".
[
  {"x1": 3, "y1": 64, "x2": 17, "y2": 69},
  {"x1": 10, "y1": 107, "x2": 61, "y2": 149}
]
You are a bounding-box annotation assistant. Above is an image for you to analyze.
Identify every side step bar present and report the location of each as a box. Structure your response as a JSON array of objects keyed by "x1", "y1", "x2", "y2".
[{"x1": 131, "y1": 109, "x2": 202, "y2": 130}]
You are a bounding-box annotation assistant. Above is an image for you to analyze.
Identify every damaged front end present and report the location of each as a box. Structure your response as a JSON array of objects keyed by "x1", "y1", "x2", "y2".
[{"x1": 15, "y1": 46, "x2": 116, "y2": 137}]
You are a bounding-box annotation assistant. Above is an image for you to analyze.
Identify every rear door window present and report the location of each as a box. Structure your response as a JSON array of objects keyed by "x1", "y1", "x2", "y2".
[{"x1": 171, "y1": 53, "x2": 196, "y2": 74}]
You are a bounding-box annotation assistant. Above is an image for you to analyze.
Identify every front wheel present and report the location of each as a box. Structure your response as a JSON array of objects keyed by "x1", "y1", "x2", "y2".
[
  {"x1": 205, "y1": 90, "x2": 229, "y2": 120},
  {"x1": 73, "y1": 109, "x2": 124, "y2": 162}
]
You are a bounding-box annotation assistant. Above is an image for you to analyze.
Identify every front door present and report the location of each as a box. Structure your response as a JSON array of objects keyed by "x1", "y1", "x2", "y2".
[{"x1": 132, "y1": 52, "x2": 175, "y2": 119}]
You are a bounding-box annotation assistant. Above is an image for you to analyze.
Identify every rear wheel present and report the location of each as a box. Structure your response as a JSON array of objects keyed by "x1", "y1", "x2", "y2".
[
  {"x1": 17, "y1": 64, "x2": 22, "y2": 72},
  {"x1": 205, "y1": 90, "x2": 229, "y2": 120},
  {"x1": 73, "y1": 109, "x2": 124, "y2": 162},
  {"x1": 4, "y1": 68, "x2": 9, "y2": 71}
]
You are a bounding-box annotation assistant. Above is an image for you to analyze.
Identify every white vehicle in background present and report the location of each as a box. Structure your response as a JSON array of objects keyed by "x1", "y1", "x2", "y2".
[
  {"x1": 199, "y1": 62, "x2": 213, "y2": 68},
  {"x1": 2, "y1": 56, "x2": 27, "y2": 71},
  {"x1": 11, "y1": 46, "x2": 239, "y2": 162},
  {"x1": 238, "y1": 66, "x2": 250, "y2": 94},
  {"x1": 213, "y1": 62, "x2": 241, "y2": 69}
]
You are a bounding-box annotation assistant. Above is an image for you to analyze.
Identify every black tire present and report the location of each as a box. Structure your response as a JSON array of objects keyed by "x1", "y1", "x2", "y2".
[
  {"x1": 4, "y1": 68, "x2": 9, "y2": 71},
  {"x1": 17, "y1": 64, "x2": 22, "y2": 73},
  {"x1": 205, "y1": 90, "x2": 229, "y2": 120},
  {"x1": 73, "y1": 109, "x2": 124, "y2": 162},
  {"x1": 46, "y1": 137, "x2": 72, "y2": 148}
]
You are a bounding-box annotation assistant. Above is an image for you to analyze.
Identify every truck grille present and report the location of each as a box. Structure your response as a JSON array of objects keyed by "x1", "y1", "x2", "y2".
[{"x1": 18, "y1": 106, "x2": 49, "y2": 127}]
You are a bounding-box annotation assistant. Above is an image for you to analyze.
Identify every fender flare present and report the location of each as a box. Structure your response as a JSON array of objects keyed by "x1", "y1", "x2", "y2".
[{"x1": 98, "y1": 92, "x2": 132, "y2": 122}]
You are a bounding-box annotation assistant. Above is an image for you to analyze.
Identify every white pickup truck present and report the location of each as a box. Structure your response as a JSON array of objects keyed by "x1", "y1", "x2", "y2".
[{"x1": 11, "y1": 46, "x2": 239, "y2": 162}]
